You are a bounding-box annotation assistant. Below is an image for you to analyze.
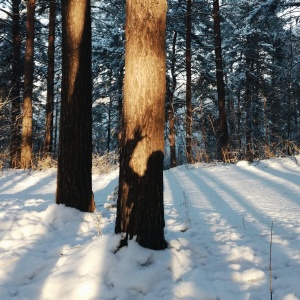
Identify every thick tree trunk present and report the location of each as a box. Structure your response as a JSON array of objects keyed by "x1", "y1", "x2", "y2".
[
  {"x1": 20, "y1": 0, "x2": 35, "y2": 169},
  {"x1": 56, "y1": 0, "x2": 94, "y2": 212},
  {"x1": 44, "y1": 0, "x2": 56, "y2": 156},
  {"x1": 186, "y1": 0, "x2": 193, "y2": 164},
  {"x1": 213, "y1": 0, "x2": 229, "y2": 161},
  {"x1": 115, "y1": 0, "x2": 167, "y2": 250},
  {"x1": 10, "y1": 0, "x2": 21, "y2": 168}
]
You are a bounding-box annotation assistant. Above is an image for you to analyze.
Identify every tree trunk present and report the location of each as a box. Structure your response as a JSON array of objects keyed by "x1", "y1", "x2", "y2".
[
  {"x1": 10, "y1": 0, "x2": 21, "y2": 168},
  {"x1": 44, "y1": 0, "x2": 56, "y2": 156},
  {"x1": 245, "y1": 48, "x2": 253, "y2": 156},
  {"x1": 20, "y1": 0, "x2": 35, "y2": 169},
  {"x1": 213, "y1": 0, "x2": 229, "y2": 161},
  {"x1": 117, "y1": 66, "x2": 124, "y2": 147},
  {"x1": 169, "y1": 31, "x2": 177, "y2": 168},
  {"x1": 115, "y1": 0, "x2": 167, "y2": 250},
  {"x1": 56, "y1": 0, "x2": 94, "y2": 212},
  {"x1": 107, "y1": 69, "x2": 113, "y2": 153},
  {"x1": 53, "y1": 96, "x2": 59, "y2": 155},
  {"x1": 186, "y1": 0, "x2": 193, "y2": 164}
]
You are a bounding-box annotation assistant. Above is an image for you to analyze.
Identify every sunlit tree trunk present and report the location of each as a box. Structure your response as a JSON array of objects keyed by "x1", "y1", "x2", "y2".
[
  {"x1": 20, "y1": 0, "x2": 35, "y2": 169},
  {"x1": 213, "y1": 0, "x2": 229, "y2": 161},
  {"x1": 186, "y1": 0, "x2": 193, "y2": 163},
  {"x1": 115, "y1": 0, "x2": 167, "y2": 250},
  {"x1": 10, "y1": 0, "x2": 21, "y2": 168},
  {"x1": 44, "y1": 0, "x2": 56, "y2": 156},
  {"x1": 56, "y1": 0, "x2": 94, "y2": 212}
]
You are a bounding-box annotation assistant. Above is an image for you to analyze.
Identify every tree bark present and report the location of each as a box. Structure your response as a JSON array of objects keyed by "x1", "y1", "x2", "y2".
[
  {"x1": 115, "y1": 0, "x2": 167, "y2": 250},
  {"x1": 20, "y1": 0, "x2": 35, "y2": 169},
  {"x1": 10, "y1": 0, "x2": 21, "y2": 168},
  {"x1": 56, "y1": 0, "x2": 94, "y2": 212},
  {"x1": 169, "y1": 31, "x2": 177, "y2": 168},
  {"x1": 44, "y1": 0, "x2": 56, "y2": 156},
  {"x1": 213, "y1": 0, "x2": 229, "y2": 161},
  {"x1": 107, "y1": 70, "x2": 113, "y2": 153},
  {"x1": 186, "y1": 0, "x2": 193, "y2": 164},
  {"x1": 245, "y1": 48, "x2": 253, "y2": 156}
]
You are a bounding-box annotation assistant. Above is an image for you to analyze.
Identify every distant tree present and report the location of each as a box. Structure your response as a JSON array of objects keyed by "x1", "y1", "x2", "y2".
[
  {"x1": 56, "y1": 0, "x2": 94, "y2": 212},
  {"x1": 91, "y1": 0, "x2": 125, "y2": 154},
  {"x1": 43, "y1": 0, "x2": 56, "y2": 156},
  {"x1": 212, "y1": 0, "x2": 229, "y2": 160},
  {"x1": 115, "y1": 0, "x2": 167, "y2": 250},
  {"x1": 20, "y1": 0, "x2": 35, "y2": 168},
  {"x1": 10, "y1": 0, "x2": 21, "y2": 168},
  {"x1": 167, "y1": 30, "x2": 178, "y2": 168},
  {"x1": 186, "y1": 0, "x2": 193, "y2": 163}
]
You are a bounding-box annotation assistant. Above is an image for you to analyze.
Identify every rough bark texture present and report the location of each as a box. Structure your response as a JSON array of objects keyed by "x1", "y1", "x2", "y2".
[
  {"x1": 20, "y1": 0, "x2": 35, "y2": 169},
  {"x1": 10, "y1": 0, "x2": 21, "y2": 168},
  {"x1": 56, "y1": 0, "x2": 94, "y2": 212},
  {"x1": 44, "y1": 0, "x2": 56, "y2": 156},
  {"x1": 213, "y1": 0, "x2": 229, "y2": 161},
  {"x1": 115, "y1": 0, "x2": 167, "y2": 250},
  {"x1": 186, "y1": 0, "x2": 193, "y2": 164}
]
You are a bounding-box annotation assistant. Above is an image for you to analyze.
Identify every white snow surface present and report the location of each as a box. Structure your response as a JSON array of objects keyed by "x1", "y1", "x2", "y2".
[{"x1": 1, "y1": 156, "x2": 300, "y2": 300}]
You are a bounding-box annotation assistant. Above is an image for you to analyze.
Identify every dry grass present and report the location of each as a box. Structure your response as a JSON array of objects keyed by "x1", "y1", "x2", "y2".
[
  {"x1": 0, "y1": 151, "x2": 119, "y2": 174},
  {"x1": 32, "y1": 153, "x2": 58, "y2": 170},
  {"x1": 92, "y1": 152, "x2": 119, "y2": 174},
  {"x1": 193, "y1": 140, "x2": 300, "y2": 164}
]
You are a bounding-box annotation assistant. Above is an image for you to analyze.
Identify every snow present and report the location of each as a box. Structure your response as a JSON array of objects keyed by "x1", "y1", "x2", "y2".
[{"x1": 1, "y1": 156, "x2": 300, "y2": 300}]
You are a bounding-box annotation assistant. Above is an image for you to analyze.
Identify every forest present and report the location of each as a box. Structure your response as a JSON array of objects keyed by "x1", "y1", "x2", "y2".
[
  {"x1": 1, "y1": 0, "x2": 300, "y2": 169},
  {"x1": 1, "y1": 1, "x2": 300, "y2": 298}
]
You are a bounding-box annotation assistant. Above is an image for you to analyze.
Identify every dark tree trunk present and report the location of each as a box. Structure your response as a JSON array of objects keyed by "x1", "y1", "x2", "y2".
[
  {"x1": 10, "y1": 0, "x2": 21, "y2": 168},
  {"x1": 107, "y1": 97, "x2": 112, "y2": 153},
  {"x1": 20, "y1": 0, "x2": 35, "y2": 169},
  {"x1": 237, "y1": 87, "x2": 242, "y2": 151},
  {"x1": 245, "y1": 50, "x2": 253, "y2": 156},
  {"x1": 44, "y1": 0, "x2": 56, "y2": 156},
  {"x1": 56, "y1": 0, "x2": 94, "y2": 212},
  {"x1": 53, "y1": 96, "x2": 59, "y2": 154},
  {"x1": 115, "y1": 0, "x2": 167, "y2": 250},
  {"x1": 213, "y1": 0, "x2": 229, "y2": 161},
  {"x1": 185, "y1": 0, "x2": 193, "y2": 164},
  {"x1": 169, "y1": 31, "x2": 177, "y2": 168},
  {"x1": 107, "y1": 69, "x2": 113, "y2": 153}
]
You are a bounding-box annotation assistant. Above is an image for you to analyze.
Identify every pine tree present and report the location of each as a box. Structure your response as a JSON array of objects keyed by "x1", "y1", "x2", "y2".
[
  {"x1": 115, "y1": 0, "x2": 167, "y2": 250},
  {"x1": 20, "y1": 0, "x2": 35, "y2": 169},
  {"x1": 186, "y1": 0, "x2": 193, "y2": 163},
  {"x1": 43, "y1": 0, "x2": 56, "y2": 156},
  {"x1": 213, "y1": 0, "x2": 229, "y2": 161},
  {"x1": 10, "y1": 0, "x2": 21, "y2": 168},
  {"x1": 56, "y1": 0, "x2": 94, "y2": 212}
]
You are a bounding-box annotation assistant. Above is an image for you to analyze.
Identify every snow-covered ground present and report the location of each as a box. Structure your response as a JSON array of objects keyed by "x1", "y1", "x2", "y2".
[{"x1": 0, "y1": 156, "x2": 300, "y2": 300}]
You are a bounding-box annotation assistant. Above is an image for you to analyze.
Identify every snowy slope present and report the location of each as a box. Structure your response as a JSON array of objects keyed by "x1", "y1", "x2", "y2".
[{"x1": 0, "y1": 157, "x2": 299, "y2": 300}]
